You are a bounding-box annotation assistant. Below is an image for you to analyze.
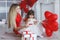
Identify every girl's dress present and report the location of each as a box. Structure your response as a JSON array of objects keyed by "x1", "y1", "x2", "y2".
[{"x1": 18, "y1": 18, "x2": 43, "y2": 37}]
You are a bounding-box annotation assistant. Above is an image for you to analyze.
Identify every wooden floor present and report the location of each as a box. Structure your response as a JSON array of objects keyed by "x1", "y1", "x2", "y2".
[{"x1": 0, "y1": 24, "x2": 60, "y2": 40}]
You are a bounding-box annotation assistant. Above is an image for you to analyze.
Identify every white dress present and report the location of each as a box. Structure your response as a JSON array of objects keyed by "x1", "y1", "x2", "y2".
[{"x1": 18, "y1": 18, "x2": 43, "y2": 37}]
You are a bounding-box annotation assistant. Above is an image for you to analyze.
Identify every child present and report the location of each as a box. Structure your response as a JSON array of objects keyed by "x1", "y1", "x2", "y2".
[{"x1": 19, "y1": 10, "x2": 43, "y2": 37}]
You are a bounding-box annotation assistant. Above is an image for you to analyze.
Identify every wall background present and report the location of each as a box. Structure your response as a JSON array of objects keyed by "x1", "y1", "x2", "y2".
[{"x1": 0, "y1": 0, "x2": 60, "y2": 24}]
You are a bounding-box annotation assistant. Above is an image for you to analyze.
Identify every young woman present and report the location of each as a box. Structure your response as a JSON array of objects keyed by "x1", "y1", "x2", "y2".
[{"x1": 8, "y1": 4, "x2": 24, "y2": 35}]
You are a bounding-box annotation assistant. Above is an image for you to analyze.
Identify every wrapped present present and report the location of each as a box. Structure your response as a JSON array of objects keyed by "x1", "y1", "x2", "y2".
[
  {"x1": 22, "y1": 31, "x2": 37, "y2": 40},
  {"x1": 30, "y1": 33, "x2": 37, "y2": 40},
  {"x1": 22, "y1": 34, "x2": 30, "y2": 40}
]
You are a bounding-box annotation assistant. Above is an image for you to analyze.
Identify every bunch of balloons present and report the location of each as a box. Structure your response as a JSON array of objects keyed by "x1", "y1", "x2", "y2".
[
  {"x1": 42, "y1": 11, "x2": 58, "y2": 37},
  {"x1": 20, "y1": 0, "x2": 37, "y2": 13}
]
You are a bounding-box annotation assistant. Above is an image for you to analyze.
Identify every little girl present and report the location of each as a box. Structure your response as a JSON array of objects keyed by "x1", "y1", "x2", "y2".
[{"x1": 19, "y1": 10, "x2": 43, "y2": 37}]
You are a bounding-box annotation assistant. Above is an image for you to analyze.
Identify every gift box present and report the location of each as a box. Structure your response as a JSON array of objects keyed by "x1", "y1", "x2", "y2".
[{"x1": 22, "y1": 31, "x2": 37, "y2": 40}]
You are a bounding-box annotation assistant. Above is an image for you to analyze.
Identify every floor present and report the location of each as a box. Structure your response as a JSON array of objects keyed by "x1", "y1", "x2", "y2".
[{"x1": 0, "y1": 24, "x2": 60, "y2": 40}]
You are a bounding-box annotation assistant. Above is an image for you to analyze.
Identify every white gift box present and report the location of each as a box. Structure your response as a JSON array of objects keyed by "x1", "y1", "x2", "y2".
[
  {"x1": 22, "y1": 34, "x2": 30, "y2": 40},
  {"x1": 30, "y1": 34, "x2": 37, "y2": 40},
  {"x1": 22, "y1": 31, "x2": 37, "y2": 40}
]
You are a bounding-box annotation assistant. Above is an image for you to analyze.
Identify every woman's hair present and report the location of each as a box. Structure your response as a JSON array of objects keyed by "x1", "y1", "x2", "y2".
[
  {"x1": 26, "y1": 10, "x2": 34, "y2": 19},
  {"x1": 8, "y1": 4, "x2": 19, "y2": 28}
]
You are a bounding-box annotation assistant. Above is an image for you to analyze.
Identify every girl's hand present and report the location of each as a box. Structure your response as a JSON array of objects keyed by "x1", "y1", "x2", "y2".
[
  {"x1": 34, "y1": 21, "x2": 37, "y2": 25},
  {"x1": 25, "y1": 24, "x2": 29, "y2": 28}
]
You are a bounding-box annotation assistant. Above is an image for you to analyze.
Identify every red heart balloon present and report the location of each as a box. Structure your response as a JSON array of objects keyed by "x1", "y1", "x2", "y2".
[
  {"x1": 20, "y1": 1, "x2": 27, "y2": 9},
  {"x1": 45, "y1": 11, "x2": 52, "y2": 19},
  {"x1": 47, "y1": 21, "x2": 58, "y2": 31},
  {"x1": 24, "y1": 8, "x2": 29, "y2": 13},
  {"x1": 51, "y1": 21, "x2": 58, "y2": 31},
  {"x1": 48, "y1": 14, "x2": 58, "y2": 21},
  {"x1": 46, "y1": 29, "x2": 53, "y2": 37},
  {"x1": 42, "y1": 20, "x2": 48, "y2": 29},
  {"x1": 20, "y1": 1, "x2": 29, "y2": 13}
]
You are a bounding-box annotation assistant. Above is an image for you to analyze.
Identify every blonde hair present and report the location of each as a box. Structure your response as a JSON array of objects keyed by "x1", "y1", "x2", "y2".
[{"x1": 8, "y1": 4, "x2": 19, "y2": 29}]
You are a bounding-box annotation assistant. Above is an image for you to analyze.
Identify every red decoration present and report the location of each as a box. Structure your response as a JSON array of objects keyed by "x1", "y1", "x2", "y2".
[
  {"x1": 45, "y1": 11, "x2": 52, "y2": 19},
  {"x1": 48, "y1": 14, "x2": 58, "y2": 21},
  {"x1": 19, "y1": 0, "x2": 37, "y2": 13},
  {"x1": 20, "y1": 1, "x2": 26, "y2": 9},
  {"x1": 46, "y1": 29, "x2": 53, "y2": 37},
  {"x1": 24, "y1": 8, "x2": 29, "y2": 13},
  {"x1": 20, "y1": 1, "x2": 29, "y2": 13},
  {"x1": 42, "y1": 20, "x2": 48, "y2": 29},
  {"x1": 42, "y1": 11, "x2": 58, "y2": 37},
  {"x1": 50, "y1": 21, "x2": 58, "y2": 31}
]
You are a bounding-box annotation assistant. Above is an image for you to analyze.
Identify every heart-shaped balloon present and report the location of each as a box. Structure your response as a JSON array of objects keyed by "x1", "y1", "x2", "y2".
[
  {"x1": 20, "y1": 1, "x2": 29, "y2": 13},
  {"x1": 45, "y1": 11, "x2": 52, "y2": 19},
  {"x1": 42, "y1": 11, "x2": 58, "y2": 37},
  {"x1": 50, "y1": 21, "x2": 58, "y2": 31},
  {"x1": 42, "y1": 20, "x2": 48, "y2": 29},
  {"x1": 48, "y1": 14, "x2": 58, "y2": 21},
  {"x1": 20, "y1": 1, "x2": 26, "y2": 9},
  {"x1": 46, "y1": 21, "x2": 58, "y2": 31},
  {"x1": 24, "y1": 8, "x2": 29, "y2": 13},
  {"x1": 46, "y1": 29, "x2": 53, "y2": 37}
]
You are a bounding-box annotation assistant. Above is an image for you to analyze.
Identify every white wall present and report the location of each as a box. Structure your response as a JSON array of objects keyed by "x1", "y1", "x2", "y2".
[{"x1": 54, "y1": 0, "x2": 59, "y2": 24}]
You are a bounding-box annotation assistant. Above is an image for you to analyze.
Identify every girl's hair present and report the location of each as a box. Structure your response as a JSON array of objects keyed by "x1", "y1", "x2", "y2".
[
  {"x1": 8, "y1": 4, "x2": 19, "y2": 28},
  {"x1": 26, "y1": 10, "x2": 34, "y2": 19}
]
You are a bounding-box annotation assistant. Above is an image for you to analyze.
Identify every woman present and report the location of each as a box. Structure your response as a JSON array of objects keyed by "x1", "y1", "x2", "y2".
[{"x1": 8, "y1": 4, "x2": 22, "y2": 35}]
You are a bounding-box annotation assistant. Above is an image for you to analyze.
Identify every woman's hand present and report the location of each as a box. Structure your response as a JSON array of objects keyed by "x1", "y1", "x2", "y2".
[{"x1": 14, "y1": 27, "x2": 19, "y2": 31}]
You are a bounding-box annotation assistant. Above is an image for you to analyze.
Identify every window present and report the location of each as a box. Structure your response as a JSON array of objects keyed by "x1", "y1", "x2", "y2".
[
  {"x1": 0, "y1": 0, "x2": 21, "y2": 21},
  {"x1": 0, "y1": 1, "x2": 6, "y2": 20}
]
